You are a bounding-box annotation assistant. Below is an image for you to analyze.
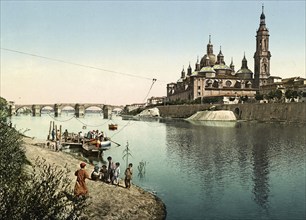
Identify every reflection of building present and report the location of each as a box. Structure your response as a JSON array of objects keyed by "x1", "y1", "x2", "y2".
[{"x1": 166, "y1": 6, "x2": 278, "y2": 103}]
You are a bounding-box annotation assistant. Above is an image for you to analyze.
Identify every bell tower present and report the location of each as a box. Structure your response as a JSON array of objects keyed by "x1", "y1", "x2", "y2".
[{"x1": 254, "y1": 5, "x2": 271, "y2": 88}]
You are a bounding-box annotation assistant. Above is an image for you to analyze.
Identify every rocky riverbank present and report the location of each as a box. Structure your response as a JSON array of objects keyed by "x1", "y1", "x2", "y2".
[{"x1": 23, "y1": 137, "x2": 166, "y2": 220}]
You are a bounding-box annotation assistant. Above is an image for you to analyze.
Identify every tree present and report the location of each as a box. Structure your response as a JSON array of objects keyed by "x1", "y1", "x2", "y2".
[
  {"x1": 274, "y1": 89, "x2": 283, "y2": 101},
  {"x1": 0, "y1": 97, "x2": 9, "y2": 123},
  {"x1": 255, "y1": 93, "x2": 264, "y2": 101},
  {"x1": 285, "y1": 90, "x2": 294, "y2": 102}
]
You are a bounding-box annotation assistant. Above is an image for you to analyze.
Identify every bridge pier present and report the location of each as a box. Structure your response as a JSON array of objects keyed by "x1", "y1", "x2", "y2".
[
  {"x1": 54, "y1": 104, "x2": 62, "y2": 117},
  {"x1": 32, "y1": 105, "x2": 41, "y2": 117},
  {"x1": 75, "y1": 104, "x2": 85, "y2": 118},
  {"x1": 103, "y1": 105, "x2": 112, "y2": 119}
]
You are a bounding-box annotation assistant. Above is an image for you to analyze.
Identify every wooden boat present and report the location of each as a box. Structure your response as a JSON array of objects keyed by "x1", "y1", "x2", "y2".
[
  {"x1": 81, "y1": 143, "x2": 101, "y2": 156},
  {"x1": 86, "y1": 138, "x2": 111, "y2": 151},
  {"x1": 108, "y1": 124, "x2": 118, "y2": 130}
]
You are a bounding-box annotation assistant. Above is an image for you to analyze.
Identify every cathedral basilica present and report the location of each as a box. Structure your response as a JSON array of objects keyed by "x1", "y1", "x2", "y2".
[{"x1": 166, "y1": 6, "x2": 271, "y2": 103}]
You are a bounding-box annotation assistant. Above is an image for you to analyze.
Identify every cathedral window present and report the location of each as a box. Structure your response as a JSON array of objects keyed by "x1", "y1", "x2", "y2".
[{"x1": 226, "y1": 80, "x2": 232, "y2": 87}]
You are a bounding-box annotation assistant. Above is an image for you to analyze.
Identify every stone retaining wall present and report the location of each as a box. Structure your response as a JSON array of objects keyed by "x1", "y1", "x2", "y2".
[{"x1": 157, "y1": 102, "x2": 306, "y2": 123}]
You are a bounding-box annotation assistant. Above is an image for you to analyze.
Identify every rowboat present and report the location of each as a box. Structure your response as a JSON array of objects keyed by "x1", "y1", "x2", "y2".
[
  {"x1": 87, "y1": 138, "x2": 111, "y2": 151},
  {"x1": 108, "y1": 124, "x2": 118, "y2": 130},
  {"x1": 81, "y1": 143, "x2": 101, "y2": 156}
]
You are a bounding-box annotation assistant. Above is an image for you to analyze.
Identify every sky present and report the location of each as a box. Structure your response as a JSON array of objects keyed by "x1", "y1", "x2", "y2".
[{"x1": 0, "y1": 0, "x2": 305, "y2": 106}]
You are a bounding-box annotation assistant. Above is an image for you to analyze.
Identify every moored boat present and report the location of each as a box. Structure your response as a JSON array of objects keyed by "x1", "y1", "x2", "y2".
[
  {"x1": 108, "y1": 124, "x2": 118, "y2": 130},
  {"x1": 86, "y1": 138, "x2": 111, "y2": 151}
]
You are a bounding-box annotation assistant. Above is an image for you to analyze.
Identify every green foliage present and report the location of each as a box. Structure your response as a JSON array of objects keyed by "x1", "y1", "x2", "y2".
[
  {"x1": 285, "y1": 89, "x2": 293, "y2": 100},
  {"x1": 0, "y1": 97, "x2": 9, "y2": 123},
  {"x1": 274, "y1": 89, "x2": 283, "y2": 100},
  {"x1": 0, "y1": 125, "x2": 26, "y2": 184},
  {"x1": 202, "y1": 96, "x2": 223, "y2": 104},
  {"x1": 1, "y1": 156, "x2": 88, "y2": 219},
  {"x1": 255, "y1": 93, "x2": 264, "y2": 101},
  {"x1": 240, "y1": 95, "x2": 249, "y2": 102}
]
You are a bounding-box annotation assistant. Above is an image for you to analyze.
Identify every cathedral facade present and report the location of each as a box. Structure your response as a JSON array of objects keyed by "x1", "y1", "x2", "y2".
[{"x1": 167, "y1": 6, "x2": 271, "y2": 103}]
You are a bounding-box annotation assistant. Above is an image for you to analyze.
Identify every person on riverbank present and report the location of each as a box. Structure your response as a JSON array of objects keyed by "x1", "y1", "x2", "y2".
[
  {"x1": 112, "y1": 162, "x2": 120, "y2": 186},
  {"x1": 100, "y1": 164, "x2": 108, "y2": 182},
  {"x1": 125, "y1": 163, "x2": 133, "y2": 189},
  {"x1": 107, "y1": 156, "x2": 115, "y2": 183},
  {"x1": 91, "y1": 165, "x2": 100, "y2": 181},
  {"x1": 74, "y1": 162, "x2": 90, "y2": 197}
]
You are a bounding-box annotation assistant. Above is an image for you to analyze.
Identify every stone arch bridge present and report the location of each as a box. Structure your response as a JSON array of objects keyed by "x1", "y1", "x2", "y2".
[{"x1": 8, "y1": 103, "x2": 123, "y2": 118}]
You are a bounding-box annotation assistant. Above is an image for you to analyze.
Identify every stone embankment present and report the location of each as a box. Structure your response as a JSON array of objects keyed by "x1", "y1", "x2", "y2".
[
  {"x1": 157, "y1": 102, "x2": 306, "y2": 123},
  {"x1": 23, "y1": 137, "x2": 166, "y2": 220}
]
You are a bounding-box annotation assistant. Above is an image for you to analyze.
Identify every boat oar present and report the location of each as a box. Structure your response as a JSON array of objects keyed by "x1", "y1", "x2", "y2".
[{"x1": 109, "y1": 138, "x2": 121, "y2": 147}]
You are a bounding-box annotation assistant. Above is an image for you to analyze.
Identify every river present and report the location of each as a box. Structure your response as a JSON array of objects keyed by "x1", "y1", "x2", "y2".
[{"x1": 10, "y1": 113, "x2": 306, "y2": 220}]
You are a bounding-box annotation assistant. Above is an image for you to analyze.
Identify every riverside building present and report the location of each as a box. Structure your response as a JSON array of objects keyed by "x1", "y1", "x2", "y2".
[{"x1": 167, "y1": 6, "x2": 274, "y2": 103}]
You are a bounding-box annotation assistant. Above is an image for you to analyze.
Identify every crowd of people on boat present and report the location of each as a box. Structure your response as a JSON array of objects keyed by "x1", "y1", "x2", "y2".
[{"x1": 74, "y1": 157, "x2": 133, "y2": 197}]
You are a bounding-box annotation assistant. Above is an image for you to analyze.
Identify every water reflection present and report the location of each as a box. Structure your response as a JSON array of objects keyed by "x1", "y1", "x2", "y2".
[
  {"x1": 252, "y1": 143, "x2": 270, "y2": 209},
  {"x1": 164, "y1": 121, "x2": 305, "y2": 218}
]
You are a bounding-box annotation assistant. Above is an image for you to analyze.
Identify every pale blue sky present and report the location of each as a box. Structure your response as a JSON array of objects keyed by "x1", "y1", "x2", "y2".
[{"x1": 1, "y1": 0, "x2": 305, "y2": 105}]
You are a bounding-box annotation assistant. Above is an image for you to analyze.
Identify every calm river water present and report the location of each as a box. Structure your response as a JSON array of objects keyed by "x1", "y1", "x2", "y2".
[{"x1": 10, "y1": 114, "x2": 306, "y2": 220}]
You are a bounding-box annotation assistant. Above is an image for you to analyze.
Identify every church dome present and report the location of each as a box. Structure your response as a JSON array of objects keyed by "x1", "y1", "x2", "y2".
[
  {"x1": 200, "y1": 54, "x2": 216, "y2": 67},
  {"x1": 236, "y1": 54, "x2": 253, "y2": 79}
]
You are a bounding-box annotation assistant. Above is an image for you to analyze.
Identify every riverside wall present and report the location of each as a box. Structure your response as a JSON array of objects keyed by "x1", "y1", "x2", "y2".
[{"x1": 157, "y1": 102, "x2": 306, "y2": 123}]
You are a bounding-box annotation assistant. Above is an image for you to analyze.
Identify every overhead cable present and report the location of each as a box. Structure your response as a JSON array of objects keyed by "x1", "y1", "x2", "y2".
[{"x1": 1, "y1": 47, "x2": 164, "y2": 82}]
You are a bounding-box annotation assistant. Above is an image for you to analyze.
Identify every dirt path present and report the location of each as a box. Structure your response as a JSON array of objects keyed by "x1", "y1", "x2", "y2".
[{"x1": 23, "y1": 137, "x2": 166, "y2": 220}]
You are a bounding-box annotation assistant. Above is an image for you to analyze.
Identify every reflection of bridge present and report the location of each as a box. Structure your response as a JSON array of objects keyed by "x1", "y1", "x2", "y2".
[{"x1": 8, "y1": 103, "x2": 123, "y2": 118}]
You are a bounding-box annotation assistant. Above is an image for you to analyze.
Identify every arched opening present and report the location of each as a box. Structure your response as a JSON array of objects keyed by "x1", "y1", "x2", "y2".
[
  {"x1": 234, "y1": 107, "x2": 241, "y2": 119},
  {"x1": 85, "y1": 106, "x2": 103, "y2": 115},
  {"x1": 16, "y1": 107, "x2": 32, "y2": 115},
  {"x1": 62, "y1": 106, "x2": 75, "y2": 116},
  {"x1": 41, "y1": 106, "x2": 54, "y2": 114}
]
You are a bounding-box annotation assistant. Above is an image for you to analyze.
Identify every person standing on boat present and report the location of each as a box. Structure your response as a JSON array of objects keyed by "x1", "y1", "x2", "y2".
[
  {"x1": 74, "y1": 162, "x2": 90, "y2": 197},
  {"x1": 63, "y1": 129, "x2": 68, "y2": 142},
  {"x1": 56, "y1": 129, "x2": 60, "y2": 141},
  {"x1": 107, "y1": 156, "x2": 115, "y2": 183},
  {"x1": 51, "y1": 129, "x2": 55, "y2": 141}
]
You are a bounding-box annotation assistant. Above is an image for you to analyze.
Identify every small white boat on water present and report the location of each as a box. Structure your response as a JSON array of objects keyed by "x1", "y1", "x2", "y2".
[{"x1": 87, "y1": 138, "x2": 111, "y2": 151}]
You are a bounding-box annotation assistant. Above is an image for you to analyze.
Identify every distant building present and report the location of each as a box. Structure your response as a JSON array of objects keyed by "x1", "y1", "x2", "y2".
[
  {"x1": 147, "y1": 96, "x2": 166, "y2": 106},
  {"x1": 261, "y1": 77, "x2": 306, "y2": 102},
  {"x1": 166, "y1": 6, "x2": 282, "y2": 103}
]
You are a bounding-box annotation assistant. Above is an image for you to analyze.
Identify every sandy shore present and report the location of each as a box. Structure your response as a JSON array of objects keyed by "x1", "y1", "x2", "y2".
[{"x1": 23, "y1": 137, "x2": 166, "y2": 220}]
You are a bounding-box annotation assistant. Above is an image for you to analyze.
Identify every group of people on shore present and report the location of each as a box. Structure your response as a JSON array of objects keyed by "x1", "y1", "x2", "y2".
[{"x1": 74, "y1": 156, "x2": 133, "y2": 197}]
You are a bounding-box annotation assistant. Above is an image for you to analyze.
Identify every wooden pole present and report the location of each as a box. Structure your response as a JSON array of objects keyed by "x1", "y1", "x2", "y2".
[
  {"x1": 59, "y1": 125, "x2": 62, "y2": 143},
  {"x1": 48, "y1": 121, "x2": 52, "y2": 140}
]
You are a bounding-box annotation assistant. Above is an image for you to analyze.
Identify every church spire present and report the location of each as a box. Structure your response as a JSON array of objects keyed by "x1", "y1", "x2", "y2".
[
  {"x1": 230, "y1": 57, "x2": 235, "y2": 72},
  {"x1": 187, "y1": 62, "x2": 192, "y2": 76},
  {"x1": 254, "y1": 5, "x2": 271, "y2": 88},
  {"x1": 260, "y1": 4, "x2": 266, "y2": 26}
]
